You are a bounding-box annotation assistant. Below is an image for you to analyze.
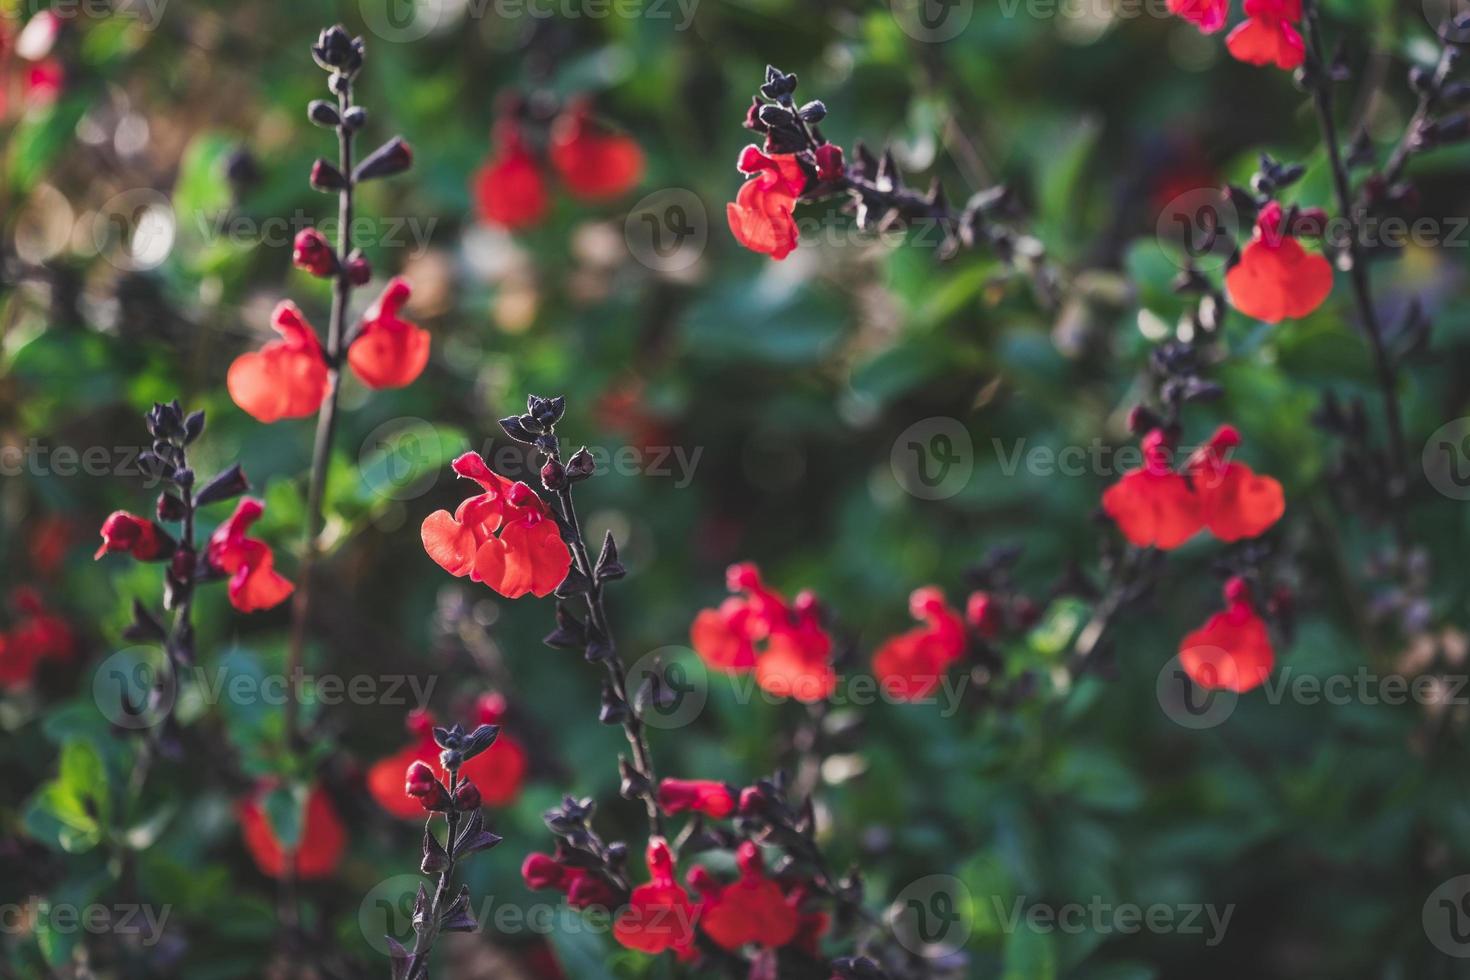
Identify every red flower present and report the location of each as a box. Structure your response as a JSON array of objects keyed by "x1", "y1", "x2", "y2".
[
  {"x1": 1225, "y1": 201, "x2": 1332, "y2": 323},
  {"x1": 205, "y1": 498, "x2": 294, "y2": 613},
  {"x1": 965, "y1": 591, "x2": 1002, "y2": 639},
  {"x1": 1101, "y1": 429, "x2": 1203, "y2": 550},
  {"x1": 1225, "y1": 0, "x2": 1305, "y2": 69},
  {"x1": 658, "y1": 779, "x2": 735, "y2": 819},
  {"x1": 420, "y1": 452, "x2": 571, "y2": 599},
  {"x1": 474, "y1": 125, "x2": 549, "y2": 230},
  {"x1": 1168, "y1": 0, "x2": 1229, "y2": 32},
  {"x1": 1185, "y1": 425, "x2": 1285, "y2": 541},
  {"x1": 367, "y1": 698, "x2": 528, "y2": 819},
  {"x1": 521, "y1": 851, "x2": 624, "y2": 909},
  {"x1": 872, "y1": 587, "x2": 968, "y2": 701},
  {"x1": 549, "y1": 101, "x2": 644, "y2": 201},
  {"x1": 227, "y1": 302, "x2": 330, "y2": 423},
  {"x1": 237, "y1": 782, "x2": 346, "y2": 880},
  {"x1": 690, "y1": 564, "x2": 836, "y2": 702},
  {"x1": 690, "y1": 842, "x2": 799, "y2": 952},
  {"x1": 292, "y1": 228, "x2": 337, "y2": 278},
  {"x1": 1178, "y1": 577, "x2": 1275, "y2": 692},
  {"x1": 727, "y1": 146, "x2": 807, "y2": 260},
  {"x1": 0, "y1": 589, "x2": 77, "y2": 690},
  {"x1": 613, "y1": 838, "x2": 698, "y2": 956},
  {"x1": 814, "y1": 143, "x2": 845, "y2": 183},
  {"x1": 94, "y1": 511, "x2": 169, "y2": 561},
  {"x1": 346, "y1": 278, "x2": 430, "y2": 389}
]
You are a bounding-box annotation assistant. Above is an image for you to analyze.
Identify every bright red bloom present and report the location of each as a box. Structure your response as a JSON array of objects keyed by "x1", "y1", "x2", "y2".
[
  {"x1": 727, "y1": 145, "x2": 807, "y2": 260},
  {"x1": 658, "y1": 779, "x2": 736, "y2": 819},
  {"x1": 420, "y1": 452, "x2": 571, "y2": 599},
  {"x1": 227, "y1": 302, "x2": 329, "y2": 423},
  {"x1": 474, "y1": 126, "x2": 549, "y2": 230},
  {"x1": 1225, "y1": 0, "x2": 1305, "y2": 69},
  {"x1": 205, "y1": 498, "x2": 294, "y2": 613},
  {"x1": 292, "y1": 228, "x2": 336, "y2": 277},
  {"x1": 1168, "y1": 0, "x2": 1229, "y2": 31},
  {"x1": 1102, "y1": 429, "x2": 1203, "y2": 550},
  {"x1": 691, "y1": 564, "x2": 836, "y2": 702},
  {"x1": 522, "y1": 851, "x2": 623, "y2": 909},
  {"x1": 1178, "y1": 577, "x2": 1275, "y2": 692},
  {"x1": 237, "y1": 782, "x2": 346, "y2": 880},
  {"x1": 1185, "y1": 425, "x2": 1285, "y2": 541},
  {"x1": 29, "y1": 516, "x2": 75, "y2": 577},
  {"x1": 690, "y1": 842, "x2": 799, "y2": 952},
  {"x1": 1225, "y1": 201, "x2": 1332, "y2": 323},
  {"x1": 613, "y1": 838, "x2": 698, "y2": 956},
  {"x1": 367, "y1": 700, "x2": 528, "y2": 819},
  {"x1": 95, "y1": 511, "x2": 167, "y2": 561},
  {"x1": 549, "y1": 101, "x2": 644, "y2": 201},
  {"x1": 346, "y1": 278, "x2": 430, "y2": 389},
  {"x1": 872, "y1": 587, "x2": 968, "y2": 701}
]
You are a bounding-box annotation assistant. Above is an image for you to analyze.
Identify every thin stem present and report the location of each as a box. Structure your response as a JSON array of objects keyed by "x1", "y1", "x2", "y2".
[{"x1": 407, "y1": 770, "x2": 462, "y2": 980}]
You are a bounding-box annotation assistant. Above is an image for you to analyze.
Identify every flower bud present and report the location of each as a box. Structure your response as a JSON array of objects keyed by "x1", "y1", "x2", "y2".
[
  {"x1": 310, "y1": 159, "x2": 348, "y2": 192},
  {"x1": 156, "y1": 492, "x2": 186, "y2": 523},
  {"x1": 292, "y1": 228, "x2": 337, "y2": 278},
  {"x1": 405, "y1": 760, "x2": 451, "y2": 810},
  {"x1": 307, "y1": 100, "x2": 340, "y2": 128},
  {"x1": 354, "y1": 137, "x2": 413, "y2": 182},
  {"x1": 815, "y1": 143, "x2": 844, "y2": 182},
  {"x1": 541, "y1": 458, "x2": 567, "y2": 491},
  {"x1": 565, "y1": 447, "x2": 596, "y2": 482},
  {"x1": 453, "y1": 781, "x2": 482, "y2": 811},
  {"x1": 344, "y1": 250, "x2": 372, "y2": 285}
]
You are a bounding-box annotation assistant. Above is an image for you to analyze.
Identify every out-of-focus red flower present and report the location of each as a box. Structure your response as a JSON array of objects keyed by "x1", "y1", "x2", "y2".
[
  {"x1": 690, "y1": 842, "x2": 798, "y2": 952},
  {"x1": 421, "y1": 452, "x2": 571, "y2": 599},
  {"x1": 549, "y1": 101, "x2": 644, "y2": 201},
  {"x1": 346, "y1": 278, "x2": 430, "y2": 389},
  {"x1": 1225, "y1": 201, "x2": 1331, "y2": 322},
  {"x1": 1167, "y1": 0, "x2": 1229, "y2": 32},
  {"x1": 95, "y1": 511, "x2": 169, "y2": 561},
  {"x1": 292, "y1": 228, "x2": 337, "y2": 278},
  {"x1": 237, "y1": 782, "x2": 346, "y2": 880},
  {"x1": 727, "y1": 145, "x2": 807, "y2": 260},
  {"x1": 965, "y1": 591, "x2": 1002, "y2": 638},
  {"x1": 205, "y1": 498, "x2": 294, "y2": 613},
  {"x1": 521, "y1": 850, "x2": 624, "y2": 909},
  {"x1": 1225, "y1": 0, "x2": 1305, "y2": 69},
  {"x1": 1102, "y1": 429, "x2": 1203, "y2": 550},
  {"x1": 1178, "y1": 576, "x2": 1276, "y2": 692},
  {"x1": 691, "y1": 564, "x2": 836, "y2": 702},
  {"x1": 658, "y1": 778, "x2": 736, "y2": 819},
  {"x1": 474, "y1": 124, "x2": 549, "y2": 230},
  {"x1": 29, "y1": 516, "x2": 75, "y2": 577},
  {"x1": 23, "y1": 58, "x2": 62, "y2": 108},
  {"x1": 227, "y1": 302, "x2": 330, "y2": 423},
  {"x1": 872, "y1": 587, "x2": 968, "y2": 701},
  {"x1": 0, "y1": 589, "x2": 77, "y2": 690},
  {"x1": 522, "y1": 939, "x2": 566, "y2": 980},
  {"x1": 613, "y1": 838, "x2": 698, "y2": 957},
  {"x1": 367, "y1": 699, "x2": 527, "y2": 819},
  {"x1": 1185, "y1": 425, "x2": 1285, "y2": 541}
]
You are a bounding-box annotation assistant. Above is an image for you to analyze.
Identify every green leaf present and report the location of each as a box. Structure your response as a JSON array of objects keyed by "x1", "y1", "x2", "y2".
[{"x1": 1003, "y1": 924, "x2": 1058, "y2": 980}]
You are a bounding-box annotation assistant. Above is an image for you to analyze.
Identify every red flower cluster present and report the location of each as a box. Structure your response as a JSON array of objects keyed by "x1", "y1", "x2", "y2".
[
  {"x1": 237, "y1": 781, "x2": 346, "y2": 880},
  {"x1": 688, "y1": 842, "x2": 802, "y2": 952},
  {"x1": 474, "y1": 103, "x2": 644, "y2": 230},
  {"x1": 1179, "y1": 577, "x2": 1276, "y2": 692},
  {"x1": 522, "y1": 850, "x2": 625, "y2": 911},
  {"x1": 1102, "y1": 426, "x2": 1284, "y2": 550},
  {"x1": 420, "y1": 452, "x2": 572, "y2": 599},
  {"x1": 1225, "y1": 201, "x2": 1333, "y2": 324},
  {"x1": 1168, "y1": 0, "x2": 1304, "y2": 70},
  {"x1": 690, "y1": 563, "x2": 836, "y2": 703},
  {"x1": 227, "y1": 278, "x2": 428, "y2": 423},
  {"x1": 367, "y1": 695, "x2": 527, "y2": 819},
  {"x1": 727, "y1": 146, "x2": 809, "y2": 260},
  {"x1": 871, "y1": 587, "x2": 969, "y2": 701},
  {"x1": 0, "y1": 588, "x2": 77, "y2": 691}
]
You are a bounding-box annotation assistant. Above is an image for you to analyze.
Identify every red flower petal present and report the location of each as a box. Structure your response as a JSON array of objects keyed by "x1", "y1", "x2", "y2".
[
  {"x1": 347, "y1": 278, "x2": 430, "y2": 389},
  {"x1": 614, "y1": 839, "x2": 698, "y2": 956},
  {"x1": 237, "y1": 783, "x2": 345, "y2": 880},
  {"x1": 698, "y1": 843, "x2": 799, "y2": 951},
  {"x1": 727, "y1": 174, "x2": 800, "y2": 260},
  {"x1": 474, "y1": 133, "x2": 549, "y2": 230},
  {"x1": 658, "y1": 779, "x2": 736, "y2": 819},
  {"x1": 1225, "y1": 14, "x2": 1305, "y2": 70},
  {"x1": 227, "y1": 302, "x2": 329, "y2": 423},
  {"x1": 691, "y1": 603, "x2": 758, "y2": 672},
  {"x1": 550, "y1": 103, "x2": 644, "y2": 201},
  {"x1": 1225, "y1": 235, "x2": 1332, "y2": 322},
  {"x1": 1178, "y1": 580, "x2": 1275, "y2": 693},
  {"x1": 1168, "y1": 0, "x2": 1229, "y2": 32}
]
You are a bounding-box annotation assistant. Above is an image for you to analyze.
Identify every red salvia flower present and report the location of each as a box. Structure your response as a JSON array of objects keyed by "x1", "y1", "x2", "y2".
[
  {"x1": 1178, "y1": 576, "x2": 1276, "y2": 692},
  {"x1": 420, "y1": 452, "x2": 571, "y2": 599},
  {"x1": 227, "y1": 301, "x2": 330, "y2": 423},
  {"x1": 727, "y1": 145, "x2": 807, "y2": 260},
  {"x1": 613, "y1": 838, "x2": 698, "y2": 956},
  {"x1": 1225, "y1": 0, "x2": 1305, "y2": 69},
  {"x1": 1167, "y1": 0, "x2": 1229, "y2": 32},
  {"x1": 237, "y1": 781, "x2": 346, "y2": 880},
  {"x1": 658, "y1": 778, "x2": 736, "y2": 819},
  {"x1": 521, "y1": 851, "x2": 623, "y2": 909},
  {"x1": 1225, "y1": 201, "x2": 1332, "y2": 322},
  {"x1": 474, "y1": 124, "x2": 549, "y2": 230},
  {"x1": 690, "y1": 842, "x2": 799, "y2": 952},
  {"x1": 872, "y1": 587, "x2": 968, "y2": 701},
  {"x1": 1101, "y1": 429, "x2": 1203, "y2": 550},
  {"x1": 0, "y1": 589, "x2": 77, "y2": 690},
  {"x1": 205, "y1": 498, "x2": 294, "y2": 613},
  {"x1": 549, "y1": 101, "x2": 645, "y2": 201},
  {"x1": 1185, "y1": 425, "x2": 1286, "y2": 541},
  {"x1": 346, "y1": 277, "x2": 430, "y2": 389},
  {"x1": 368, "y1": 698, "x2": 527, "y2": 819},
  {"x1": 95, "y1": 511, "x2": 169, "y2": 561}
]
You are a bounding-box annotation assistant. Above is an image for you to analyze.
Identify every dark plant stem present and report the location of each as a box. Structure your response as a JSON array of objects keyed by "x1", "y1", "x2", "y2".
[{"x1": 407, "y1": 770, "x2": 462, "y2": 980}]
